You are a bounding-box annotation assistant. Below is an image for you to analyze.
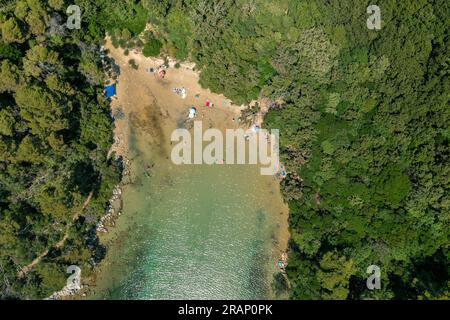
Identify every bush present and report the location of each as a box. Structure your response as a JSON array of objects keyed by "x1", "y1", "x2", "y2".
[
  {"x1": 0, "y1": 42, "x2": 21, "y2": 61},
  {"x1": 143, "y1": 38, "x2": 163, "y2": 57},
  {"x1": 135, "y1": 39, "x2": 144, "y2": 48},
  {"x1": 111, "y1": 36, "x2": 119, "y2": 48},
  {"x1": 118, "y1": 39, "x2": 127, "y2": 48},
  {"x1": 121, "y1": 29, "x2": 131, "y2": 41},
  {"x1": 128, "y1": 59, "x2": 138, "y2": 70}
]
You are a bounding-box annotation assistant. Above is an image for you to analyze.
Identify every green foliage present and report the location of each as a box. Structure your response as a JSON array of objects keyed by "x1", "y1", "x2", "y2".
[
  {"x1": 0, "y1": 59, "x2": 21, "y2": 92},
  {"x1": 34, "y1": 263, "x2": 66, "y2": 297},
  {"x1": 47, "y1": 0, "x2": 64, "y2": 10},
  {"x1": 0, "y1": 41, "x2": 21, "y2": 61},
  {"x1": 165, "y1": 8, "x2": 191, "y2": 60},
  {"x1": 0, "y1": 108, "x2": 15, "y2": 136},
  {"x1": 128, "y1": 58, "x2": 138, "y2": 69},
  {"x1": 1, "y1": 17, "x2": 26, "y2": 43},
  {"x1": 0, "y1": 1, "x2": 121, "y2": 299},
  {"x1": 143, "y1": 38, "x2": 162, "y2": 57},
  {"x1": 263, "y1": 0, "x2": 450, "y2": 300},
  {"x1": 96, "y1": 1, "x2": 148, "y2": 35},
  {"x1": 317, "y1": 252, "x2": 357, "y2": 300}
]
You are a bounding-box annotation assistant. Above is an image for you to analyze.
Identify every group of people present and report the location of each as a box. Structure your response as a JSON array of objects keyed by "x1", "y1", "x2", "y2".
[
  {"x1": 145, "y1": 64, "x2": 167, "y2": 79},
  {"x1": 173, "y1": 87, "x2": 187, "y2": 99}
]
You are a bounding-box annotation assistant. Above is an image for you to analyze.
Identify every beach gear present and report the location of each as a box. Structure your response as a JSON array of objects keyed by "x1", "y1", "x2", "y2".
[
  {"x1": 173, "y1": 87, "x2": 187, "y2": 99},
  {"x1": 251, "y1": 125, "x2": 261, "y2": 133},
  {"x1": 188, "y1": 107, "x2": 197, "y2": 119},
  {"x1": 158, "y1": 69, "x2": 166, "y2": 78},
  {"x1": 280, "y1": 164, "x2": 287, "y2": 178},
  {"x1": 104, "y1": 84, "x2": 116, "y2": 98}
]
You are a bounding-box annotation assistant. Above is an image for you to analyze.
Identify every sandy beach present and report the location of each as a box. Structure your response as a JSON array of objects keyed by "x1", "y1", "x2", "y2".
[{"x1": 107, "y1": 39, "x2": 246, "y2": 162}]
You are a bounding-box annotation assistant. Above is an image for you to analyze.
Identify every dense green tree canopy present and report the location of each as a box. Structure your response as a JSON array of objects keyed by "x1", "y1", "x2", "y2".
[{"x1": 0, "y1": 0, "x2": 121, "y2": 299}]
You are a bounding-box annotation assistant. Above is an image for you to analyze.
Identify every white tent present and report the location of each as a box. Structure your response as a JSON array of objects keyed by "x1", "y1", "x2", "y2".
[{"x1": 188, "y1": 107, "x2": 197, "y2": 119}]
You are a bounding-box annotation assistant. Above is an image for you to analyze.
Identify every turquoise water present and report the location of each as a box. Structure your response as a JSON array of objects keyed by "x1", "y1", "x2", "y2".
[{"x1": 91, "y1": 109, "x2": 288, "y2": 300}]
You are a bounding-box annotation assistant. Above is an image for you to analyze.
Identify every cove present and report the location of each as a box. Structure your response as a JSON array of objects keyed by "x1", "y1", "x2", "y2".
[{"x1": 87, "y1": 41, "x2": 290, "y2": 299}]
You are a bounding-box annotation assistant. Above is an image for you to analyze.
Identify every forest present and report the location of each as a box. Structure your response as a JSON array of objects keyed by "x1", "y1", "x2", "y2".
[
  {"x1": 0, "y1": 0, "x2": 121, "y2": 298},
  {"x1": 0, "y1": 0, "x2": 448, "y2": 299}
]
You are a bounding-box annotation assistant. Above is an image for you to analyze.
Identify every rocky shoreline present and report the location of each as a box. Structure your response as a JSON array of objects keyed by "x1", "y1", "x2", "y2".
[
  {"x1": 96, "y1": 185, "x2": 123, "y2": 234},
  {"x1": 47, "y1": 122, "x2": 133, "y2": 300}
]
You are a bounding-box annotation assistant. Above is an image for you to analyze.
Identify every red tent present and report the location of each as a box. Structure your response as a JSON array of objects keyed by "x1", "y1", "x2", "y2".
[{"x1": 158, "y1": 69, "x2": 166, "y2": 78}]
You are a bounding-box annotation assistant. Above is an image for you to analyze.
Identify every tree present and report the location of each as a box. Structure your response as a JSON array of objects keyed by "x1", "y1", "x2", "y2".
[
  {"x1": 317, "y1": 252, "x2": 357, "y2": 300},
  {"x1": 48, "y1": 0, "x2": 64, "y2": 10},
  {"x1": 0, "y1": 0, "x2": 122, "y2": 300},
  {"x1": 143, "y1": 38, "x2": 162, "y2": 57},
  {"x1": 23, "y1": 45, "x2": 61, "y2": 79},
  {"x1": 0, "y1": 109, "x2": 15, "y2": 136},
  {"x1": 1, "y1": 17, "x2": 26, "y2": 44},
  {"x1": 0, "y1": 59, "x2": 21, "y2": 92},
  {"x1": 0, "y1": 42, "x2": 21, "y2": 61}
]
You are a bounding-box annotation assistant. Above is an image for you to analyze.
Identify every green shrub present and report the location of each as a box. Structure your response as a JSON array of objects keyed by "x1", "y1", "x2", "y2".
[
  {"x1": 128, "y1": 59, "x2": 138, "y2": 69},
  {"x1": 143, "y1": 38, "x2": 163, "y2": 57},
  {"x1": 118, "y1": 39, "x2": 127, "y2": 48},
  {"x1": 0, "y1": 41, "x2": 21, "y2": 61}
]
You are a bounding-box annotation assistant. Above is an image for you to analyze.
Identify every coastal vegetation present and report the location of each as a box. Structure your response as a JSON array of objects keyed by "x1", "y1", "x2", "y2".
[
  {"x1": 0, "y1": 0, "x2": 121, "y2": 298},
  {"x1": 0, "y1": 0, "x2": 448, "y2": 300}
]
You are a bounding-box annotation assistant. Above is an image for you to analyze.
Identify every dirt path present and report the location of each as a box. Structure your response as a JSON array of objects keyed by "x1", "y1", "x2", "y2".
[{"x1": 18, "y1": 191, "x2": 94, "y2": 278}]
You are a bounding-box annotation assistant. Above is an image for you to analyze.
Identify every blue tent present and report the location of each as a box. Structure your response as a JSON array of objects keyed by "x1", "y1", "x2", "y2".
[{"x1": 104, "y1": 84, "x2": 116, "y2": 98}]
